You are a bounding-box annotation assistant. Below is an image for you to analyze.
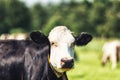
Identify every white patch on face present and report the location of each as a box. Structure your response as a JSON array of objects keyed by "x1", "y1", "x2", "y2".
[{"x1": 48, "y1": 26, "x2": 75, "y2": 72}]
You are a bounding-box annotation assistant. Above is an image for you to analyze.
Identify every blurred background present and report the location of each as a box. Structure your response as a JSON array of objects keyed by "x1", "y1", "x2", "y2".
[
  {"x1": 0, "y1": 0, "x2": 120, "y2": 80},
  {"x1": 0, "y1": 0, "x2": 120, "y2": 37}
]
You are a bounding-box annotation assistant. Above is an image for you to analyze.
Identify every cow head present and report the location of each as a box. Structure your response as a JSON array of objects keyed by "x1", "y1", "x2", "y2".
[
  {"x1": 30, "y1": 26, "x2": 92, "y2": 74},
  {"x1": 48, "y1": 26, "x2": 92, "y2": 73}
]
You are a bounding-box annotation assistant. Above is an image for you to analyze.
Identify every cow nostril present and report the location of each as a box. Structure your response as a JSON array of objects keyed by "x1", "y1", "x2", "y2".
[
  {"x1": 61, "y1": 58, "x2": 74, "y2": 68},
  {"x1": 61, "y1": 58, "x2": 74, "y2": 63}
]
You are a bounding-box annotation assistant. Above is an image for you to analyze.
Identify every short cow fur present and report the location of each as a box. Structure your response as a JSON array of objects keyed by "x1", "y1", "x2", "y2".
[{"x1": 0, "y1": 26, "x2": 92, "y2": 80}]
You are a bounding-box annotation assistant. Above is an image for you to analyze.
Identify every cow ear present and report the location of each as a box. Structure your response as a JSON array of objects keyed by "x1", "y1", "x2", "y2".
[
  {"x1": 30, "y1": 31, "x2": 49, "y2": 44},
  {"x1": 75, "y1": 32, "x2": 92, "y2": 46}
]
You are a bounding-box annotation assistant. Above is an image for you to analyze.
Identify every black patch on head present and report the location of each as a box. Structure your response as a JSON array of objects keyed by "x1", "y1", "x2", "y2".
[
  {"x1": 75, "y1": 32, "x2": 92, "y2": 46},
  {"x1": 30, "y1": 31, "x2": 49, "y2": 45}
]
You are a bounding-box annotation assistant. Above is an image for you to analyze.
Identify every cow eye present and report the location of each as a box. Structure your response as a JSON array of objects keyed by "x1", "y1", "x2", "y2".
[{"x1": 51, "y1": 42, "x2": 58, "y2": 47}]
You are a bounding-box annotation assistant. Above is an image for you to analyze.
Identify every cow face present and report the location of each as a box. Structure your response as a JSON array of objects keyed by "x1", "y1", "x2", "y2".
[
  {"x1": 48, "y1": 26, "x2": 92, "y2": 73},
  {"x1": 30, "y1": 27, "x2": 92, "y2": 73}
]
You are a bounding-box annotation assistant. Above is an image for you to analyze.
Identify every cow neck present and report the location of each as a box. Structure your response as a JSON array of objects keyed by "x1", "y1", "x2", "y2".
[{"x1": 48, "y1": 55, "x2": 64, "y2": 78}]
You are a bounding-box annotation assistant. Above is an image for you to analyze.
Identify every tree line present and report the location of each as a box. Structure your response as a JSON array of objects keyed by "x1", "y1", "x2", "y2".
[{"x1": 0, "y1": 0, "x2": 120, "y2": 38}]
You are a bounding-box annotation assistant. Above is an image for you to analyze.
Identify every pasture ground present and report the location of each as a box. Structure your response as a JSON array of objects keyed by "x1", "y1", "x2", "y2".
[{"x1": 67, "y1": 38, "x2": 120, "y2": 80}]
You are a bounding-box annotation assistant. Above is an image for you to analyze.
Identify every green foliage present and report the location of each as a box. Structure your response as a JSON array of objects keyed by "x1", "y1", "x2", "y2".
[
  {"x1": 0, "y1": 0, "x2": 120, "y2": 38},
  {"x1": 0, "y1": 0, "x2": 30, "y2": 34},
  {"x1": 30, "y1": 3, "x2": 48, "y2": 30},
  {"x1": 9, "y1": 28, "x2": 26, "y2": 34},
  {"x1": 42, "y1": 12, "x2": 62, "y2": 35},
  {"x1": 0, "y1": 1, "x2": 6, "y2": 33}
]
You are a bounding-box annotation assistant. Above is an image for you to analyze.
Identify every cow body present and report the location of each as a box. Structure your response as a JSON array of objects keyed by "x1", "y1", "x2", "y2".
[
  {"x1": 102, "y1": 40, "x2": 120, "y2": 69},
  {"x1": 0, "y1": 40, "x2": 29, "y2": 80},
  {"x1": 0, "y1": 40, "x2": 67, "y2": 80},
  {"x1": 0, "y1": 26, "x2": 92, "y2": 80},
  {"x1": 0, "y1": 40, "x2": 39, "y2": 79}
]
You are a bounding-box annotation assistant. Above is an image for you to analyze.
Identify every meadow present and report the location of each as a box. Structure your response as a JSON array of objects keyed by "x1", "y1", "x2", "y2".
[{"x1": 67, "y1": 38, "x2": 120, "y2": 80}]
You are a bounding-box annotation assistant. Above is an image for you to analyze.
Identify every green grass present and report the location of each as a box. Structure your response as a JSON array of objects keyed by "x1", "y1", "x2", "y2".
[{"x1": 67, "y1": 38, "x2": 120, "y2": 80}]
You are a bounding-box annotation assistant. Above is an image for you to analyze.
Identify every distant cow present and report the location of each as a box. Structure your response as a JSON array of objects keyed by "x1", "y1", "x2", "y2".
[
  {"x1": 0, "y1": 33, "x2": 28, "y2": 40},
  {"x1": 0, "y1": 26, "x2": 92, "y2": 80},
  {"x1": 102, "y1": 40, "x2": 120, "y2": 69}
]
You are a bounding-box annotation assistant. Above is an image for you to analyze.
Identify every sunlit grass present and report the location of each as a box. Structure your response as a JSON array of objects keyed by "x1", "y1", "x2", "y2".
[{"x1": 67, "y1": 38, "x2": 120, "y2": 80}]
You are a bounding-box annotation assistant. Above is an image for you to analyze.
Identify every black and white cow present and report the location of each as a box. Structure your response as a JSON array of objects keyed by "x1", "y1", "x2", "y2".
[{"x1": 0, "y1": 26, "x2": 92, "y2": 80}]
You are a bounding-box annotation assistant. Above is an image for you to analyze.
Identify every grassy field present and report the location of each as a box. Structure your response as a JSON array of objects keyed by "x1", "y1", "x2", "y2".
[{"x1": 67, "y1": 38, "x2": 120, "y2": 80}]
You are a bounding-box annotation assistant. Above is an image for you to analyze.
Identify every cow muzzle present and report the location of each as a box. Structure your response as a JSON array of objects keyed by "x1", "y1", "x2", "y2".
[{"x1": 61, "y1": 58, "x2": 74, "y2": 69}]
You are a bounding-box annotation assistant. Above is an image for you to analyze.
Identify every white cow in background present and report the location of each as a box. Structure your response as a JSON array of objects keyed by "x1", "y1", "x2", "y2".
[
  {"x1": 0, "y1": 33, "x2": 28, "y2": 40},
  {"x1": 102, "y1": 40, "x2": 120, "y2": 69}
]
